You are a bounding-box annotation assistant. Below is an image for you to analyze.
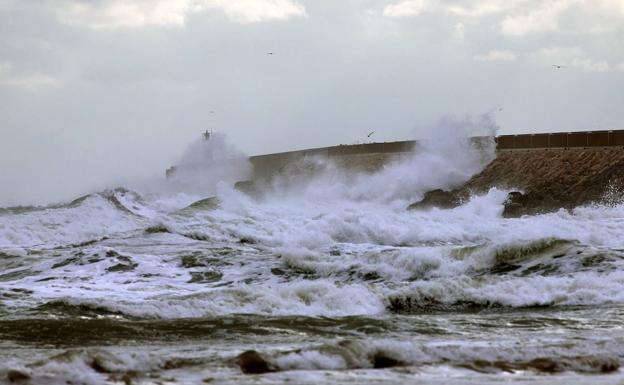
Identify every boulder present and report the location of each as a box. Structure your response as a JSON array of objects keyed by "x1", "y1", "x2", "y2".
[
  {"x1": 407, "y1": 189, "x2": 460, "y2": 210},
  {"x1": 501, "y1": 191, "x2": 564, "y2": 218},
  {"x1": 7, "y1": 370, "x2": 30, "y2": 383},
  {"x1": 235, "y1": 350, "x2": 276, "y2": 374},
  {"x1": 502, "y1": 191, "x2": 525, "y2": 218},
  {"x1": 370, "y1": 352, "x2": 403, "y2": 369}
]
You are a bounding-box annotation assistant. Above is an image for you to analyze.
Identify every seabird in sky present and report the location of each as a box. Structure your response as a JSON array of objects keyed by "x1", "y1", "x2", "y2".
[{"x1": 552, "y1": 64, "x2": 566, "y2": 69}]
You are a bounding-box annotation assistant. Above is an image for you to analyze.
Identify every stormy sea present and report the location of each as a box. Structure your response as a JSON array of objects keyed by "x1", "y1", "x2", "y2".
[{"x1": 2, "y1": 132, "x2": 624, "y2": 385}]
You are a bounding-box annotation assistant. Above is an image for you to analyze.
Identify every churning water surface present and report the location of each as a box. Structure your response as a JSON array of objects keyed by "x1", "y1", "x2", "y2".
[{"x1": 1, "y1": 134, "x2": 624, "y2": 384}]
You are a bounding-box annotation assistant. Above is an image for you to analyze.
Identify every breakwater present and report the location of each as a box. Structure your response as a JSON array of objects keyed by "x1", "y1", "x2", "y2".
[
  {"x1": 245, "y1": 130, "x2": 624, "y2": 179},
  {"x1": 246, "y1": 129, "x2": 624, "y2": 215},
  {"x1": 167, "y1": 130, "x2": 624, "y2": 179},
  {"x1": 249, "y1": 130, "x2": 624, "y2": 176},
  {"x1": 167, "y1": 129, "x2": 624, "y2": 214},
  {"x1": 497, "y1": 130, "x2": 624, "y2": 150},
  {"x1": 410, "y1": 130, "x2": 624, "y2": 215},
  {"x1": 248, "y1": 140, "x2": 417, "y2": 179}
]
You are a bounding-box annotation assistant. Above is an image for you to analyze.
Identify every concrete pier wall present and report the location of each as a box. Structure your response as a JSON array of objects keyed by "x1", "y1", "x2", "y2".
[
  {"x1": 167, "y1": 129, "x2": 624, "y2": 181},
  {"x1": 496, "y1": 130, "x2": 624, "y2": 150},
  {"x1": 248, "y1": 140, "x2": 417, "y2": 179},
  {"x1": 247, "y1": 137, "x2": 495, "y2": 179},
  {"x1": 246, "y1": 130, "x2": 624, "y2": 179},
  {"x1": 406, "y1": 129, "x2": 624, "y2": 215}
]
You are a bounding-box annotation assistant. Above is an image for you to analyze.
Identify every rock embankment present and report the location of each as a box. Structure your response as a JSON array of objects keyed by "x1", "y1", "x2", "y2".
[{"x1": 409, "y1": 148, "x2": 624, "y2": 216}]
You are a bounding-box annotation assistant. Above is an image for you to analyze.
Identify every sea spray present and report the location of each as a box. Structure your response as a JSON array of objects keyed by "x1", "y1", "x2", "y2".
[
  {"x1": 258, "y1": 114, "x2": 498, "y2": 208},
  {"x1": 4, "y1": 117, "x2": 624, "y2": 384},
  {"x1": 132, "y1": 132, "x2": 253, "y2": 198}
]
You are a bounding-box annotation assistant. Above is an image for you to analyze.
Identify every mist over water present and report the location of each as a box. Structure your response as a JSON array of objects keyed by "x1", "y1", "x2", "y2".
[
  {"x1": 133, "y1": 132, "x2": 253, "y2": 198},
  {"x1": 261, "y1": 114, "x2": 498, "y2": 209},
  {"x1": 2, "y1": 116, "x2": 624, "y2": 384}
]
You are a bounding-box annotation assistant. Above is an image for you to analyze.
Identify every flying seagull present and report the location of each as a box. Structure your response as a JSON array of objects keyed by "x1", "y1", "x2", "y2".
[
  {"x1": 552, "y1": 64, "x2": 566, "y2": 69},
  {"x1": 267, "y1": 52, "x2": 275, "y2": 55},
  {"x1": 367, "y1": 131, "x2": 375, "y2": 138}
]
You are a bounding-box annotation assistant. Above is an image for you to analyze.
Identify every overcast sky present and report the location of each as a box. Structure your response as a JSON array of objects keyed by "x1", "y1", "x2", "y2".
[{"x1": 1, "y1": 0, "x2": 624, "y2": 205}]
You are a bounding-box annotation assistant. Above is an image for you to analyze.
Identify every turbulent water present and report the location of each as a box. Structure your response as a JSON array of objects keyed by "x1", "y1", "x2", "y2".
[{"x1": 2, "y1": 135, "x2": 624, "y2": 384}]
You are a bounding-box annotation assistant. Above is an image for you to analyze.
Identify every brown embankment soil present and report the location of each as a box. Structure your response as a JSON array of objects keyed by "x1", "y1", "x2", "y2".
[{"x1": 450, "y1": 148, "x2": 624, "y2": 215}]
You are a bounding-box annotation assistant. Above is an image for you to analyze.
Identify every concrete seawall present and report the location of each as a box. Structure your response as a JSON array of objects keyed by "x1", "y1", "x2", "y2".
[
  {"x1": 247, "y1": 130, "x2": 624, "y2": 178},
  {"x1": 248, "y1": 140, "x2": 417, "y2": 179},
  {"x1": 496, "y1": 130, "x2": 624, "y2": 150},
  {"x1": 246, "y1": 129, "x2": 624, "y2": 215},
  {"x1": 411, "y1": 129, "x2": 624, "y2": 215},
  {"x1": 167, "y1": 130, "x2": 624, "y2": 179},
  {"x1": 167, "y1": 129, "x2": 624, "y2": 214}
]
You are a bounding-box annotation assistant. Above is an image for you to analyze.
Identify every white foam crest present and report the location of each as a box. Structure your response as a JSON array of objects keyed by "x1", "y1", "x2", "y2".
[
  {"x1": 272, "y1": 336, "x2": 623, "y2": 373},
  {"x1": 264, "y1": 115, "x2": 498, "y2": 208},
  {"x1": 278, "y1": 245, "x2": 466, "y2": 281},
  {"x1": 389, "y1": 269, "x2": 624, "y2": 308},
  {"x1": 160, "y1": 184, "x2": 624, "y2": 255},
  {"x1": 346, "y1": 137, "x2": 494, "y2": 206},
  {"x1": 15, "y1": 349, "x2": 162, "y2": 385},
  {"x1": 0, "y1": 193, "x2": 144, "y2": 249},
  {"x1": 46, "y1": 280, "x2": 385, "y2": 319}
]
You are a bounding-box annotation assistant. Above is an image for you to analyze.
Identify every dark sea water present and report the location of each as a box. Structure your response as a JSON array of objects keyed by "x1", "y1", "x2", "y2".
[{"x1": 2, "y1": 137, "x2": 624, "y2": 384}]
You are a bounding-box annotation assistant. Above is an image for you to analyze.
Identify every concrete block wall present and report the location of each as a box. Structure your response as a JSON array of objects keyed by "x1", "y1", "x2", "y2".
[
  {"x1": 248, "y1": 140, "x2": 418, "y2": 179},
  {"x1": 166, "y1": 130, "x2": 624, "y2": 179},
  {"x1": 496, "y1": 130, "x2": 624, "y2": 150}
]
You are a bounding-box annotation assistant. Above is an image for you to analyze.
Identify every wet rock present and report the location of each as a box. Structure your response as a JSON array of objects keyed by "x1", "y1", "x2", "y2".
[
  {"x1": 89, "y1": 356, "x2": 110, "y2": 373},
  {"x1": 7, "y1": 369, "x2": 30, "y2": 382},
  {"x1": 407, "y1": 189, "x2": 460, "y2": 210},
  {"x1": 235, "y1": 350, "x2": 276, "y2": 374},
  {"x1": 596, "y1": 358, "x2": 619, "y2": 373},
  {"x1": 502, "y1": 191, "x2": 525, "y2": 218},
  {"x1": 370, "y1": 352, "x2": 402, "y2": 369}
]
